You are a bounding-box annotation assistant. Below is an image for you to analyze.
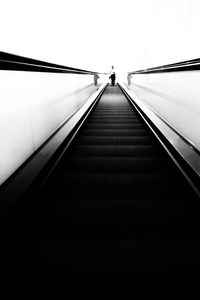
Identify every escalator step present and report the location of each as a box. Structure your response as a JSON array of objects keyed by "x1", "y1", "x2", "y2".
[
  {"x1": 49, "y1": 172, "x2": 186, "y2": 200},
  {"x1": 8, "y1": 85, "x2": 199, "y2": 290},
  {"x1": 85, "y1": 123, "x2": 145, "y2": 129},
  {"x1": 76, "y1": 135, "x2": 156, "y2": 145},
  {"x1": 67, "y1": 145, "x2": 162, "y2": 156},
  {"x1": 60, "y1": 156, "x2": 174, "y2": 173},
  {"x1": 80, "y1": 128, "x2": 149, "y2": 136}
]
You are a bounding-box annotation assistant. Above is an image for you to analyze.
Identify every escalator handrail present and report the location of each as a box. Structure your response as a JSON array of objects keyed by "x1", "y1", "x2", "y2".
[
  {"x1": 0, "y1": 51, "x2": 103, "y2": 75},
  {"x1": 128, "y1": 57, "x2": 200, "y2": 75}
]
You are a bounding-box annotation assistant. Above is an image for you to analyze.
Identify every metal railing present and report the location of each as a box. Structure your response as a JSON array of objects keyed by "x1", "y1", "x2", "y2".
[
  {"x1": 128, "y1": 57, "x2": 200, "y2": 75},
  {"x1": 0, "y1": 51, "x2": 101, "y2": 74}
]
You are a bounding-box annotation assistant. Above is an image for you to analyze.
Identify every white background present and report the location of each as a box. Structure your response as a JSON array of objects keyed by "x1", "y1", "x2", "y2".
[{"x1": 1, "y1": 0, "x2": 200, "y2": 73}]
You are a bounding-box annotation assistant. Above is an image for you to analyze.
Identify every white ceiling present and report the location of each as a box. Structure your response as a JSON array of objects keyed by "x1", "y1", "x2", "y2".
[{"x1": 1, "y1": 0, "x2": 200, "y2": 73}]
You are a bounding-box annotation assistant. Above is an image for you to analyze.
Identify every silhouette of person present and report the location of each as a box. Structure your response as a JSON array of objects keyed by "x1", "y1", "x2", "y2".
[
  {"x1": 93, "y1": 74, "x2": 100, "y2": 86},
  {"x1": 109, "y1": 72, "x2": 116, "y2": 86}
]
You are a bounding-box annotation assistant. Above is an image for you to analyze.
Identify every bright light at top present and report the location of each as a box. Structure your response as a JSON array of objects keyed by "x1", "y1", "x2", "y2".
[{"x1": 1, "y1": 0, "x2": 200, "y2": 73}]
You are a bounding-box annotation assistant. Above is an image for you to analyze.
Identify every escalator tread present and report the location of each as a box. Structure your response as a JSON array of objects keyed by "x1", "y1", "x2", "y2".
[{"x1": 4, "y1": 85, "x2": 200, "y2": 289}]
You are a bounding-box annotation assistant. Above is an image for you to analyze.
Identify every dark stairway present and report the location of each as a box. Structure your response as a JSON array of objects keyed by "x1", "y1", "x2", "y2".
[{"x1": 3, "y1": 85, "x2": 200, "y2": 292}]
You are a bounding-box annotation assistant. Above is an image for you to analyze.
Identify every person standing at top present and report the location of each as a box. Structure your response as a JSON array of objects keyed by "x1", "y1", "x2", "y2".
[
  {"x1": 109, "y1": 72, "x2": 116, "y2": 86},
  {"x1": 109, "y1": 65, "x2": 116, "y2": 86}
]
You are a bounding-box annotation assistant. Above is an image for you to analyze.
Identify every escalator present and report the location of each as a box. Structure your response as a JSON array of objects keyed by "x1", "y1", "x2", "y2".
[{"x1": 2, "y1": 85, "x2": 200, "y2": 291}]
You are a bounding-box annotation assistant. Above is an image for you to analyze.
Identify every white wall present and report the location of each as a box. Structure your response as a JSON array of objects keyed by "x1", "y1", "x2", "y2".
[
  {"x1": 127, "y1": 71, "x2": 200, "y2": 151},
  {"x1": 2, "y1": 0, "x2": 200, "y2": 73},
  {"x1": 0, "y1": 71, "x2": 106, "y2": 185}
]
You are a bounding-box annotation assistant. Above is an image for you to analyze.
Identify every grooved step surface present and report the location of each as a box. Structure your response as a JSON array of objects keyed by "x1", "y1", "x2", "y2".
[
  {"x1": 2, "y1": 85, "x2": 200, "y2": 290},
  {"x1": 67, "y1": 144, "x2": 161, "y2": 156}
]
